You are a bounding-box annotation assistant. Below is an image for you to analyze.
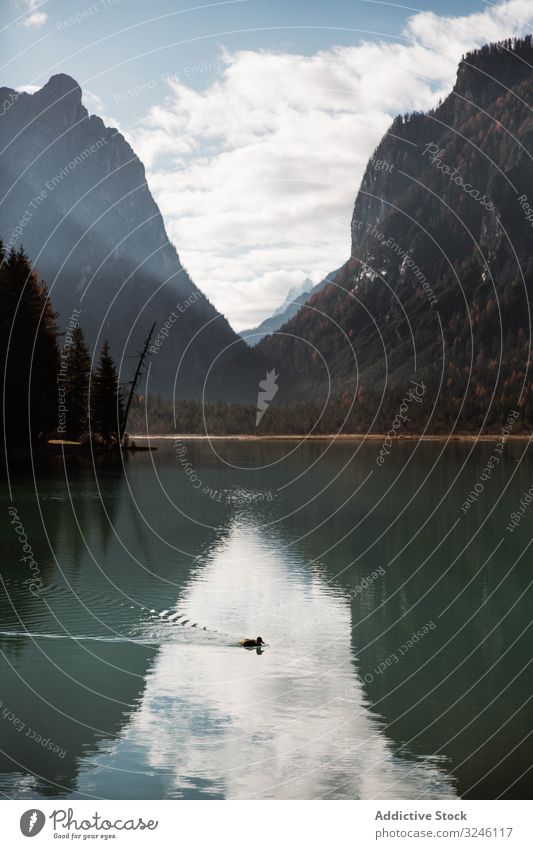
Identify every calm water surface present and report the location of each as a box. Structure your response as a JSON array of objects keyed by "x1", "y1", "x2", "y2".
[{"x1": 0, "y1": 440, "x2": 531, "y2": 799}]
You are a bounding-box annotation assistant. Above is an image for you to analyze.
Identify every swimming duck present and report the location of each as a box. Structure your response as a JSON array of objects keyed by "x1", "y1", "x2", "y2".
[{"x1": 239, "y1": 636, "x2": 264, "y2": 647}]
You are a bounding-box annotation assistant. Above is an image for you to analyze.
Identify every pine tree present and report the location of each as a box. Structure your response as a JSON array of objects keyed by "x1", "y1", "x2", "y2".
[
  {"x1": 91, "y1": 341, "x2": 124, "y2": 447},
  {"x1": 0, "y1": 246, "x2": 60, "y2": 447},
  {"x1": 64, "y1": 326, "x2": 91, "y2": 440}
]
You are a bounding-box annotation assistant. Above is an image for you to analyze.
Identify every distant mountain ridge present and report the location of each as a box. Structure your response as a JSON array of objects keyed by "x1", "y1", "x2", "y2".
[{"x1": 0, "y1": 74, "x2": 259, "y2": 400}]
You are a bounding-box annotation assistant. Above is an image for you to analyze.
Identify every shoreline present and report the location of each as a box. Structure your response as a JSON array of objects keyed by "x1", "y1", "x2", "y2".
[{"x1": 130, "y1": 433, "x2": 532, "y2": 443}]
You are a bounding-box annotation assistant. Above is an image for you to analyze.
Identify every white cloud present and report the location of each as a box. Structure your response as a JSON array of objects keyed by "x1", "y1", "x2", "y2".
[
  {"x1": 19, "y1": 0, "x2": 47, "y2": 28},
  {"x1": 124, "y1": 0, "x2": 533, "y2": 330}
]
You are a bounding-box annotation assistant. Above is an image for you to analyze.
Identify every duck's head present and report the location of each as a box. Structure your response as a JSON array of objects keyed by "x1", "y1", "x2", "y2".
[{"x1": 256, "y1": 636, "x2": 264, "y2": 645}]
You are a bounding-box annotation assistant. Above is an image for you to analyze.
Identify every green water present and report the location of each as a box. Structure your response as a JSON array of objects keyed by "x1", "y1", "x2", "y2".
[{"x1": 0, "y1": 439, "x2": 531, "y2": 799}]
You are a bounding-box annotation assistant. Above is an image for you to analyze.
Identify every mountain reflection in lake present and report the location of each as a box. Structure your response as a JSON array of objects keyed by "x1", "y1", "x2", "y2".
[{"x1": 0, "y1": 440, "x2": 531, "y2": 799}]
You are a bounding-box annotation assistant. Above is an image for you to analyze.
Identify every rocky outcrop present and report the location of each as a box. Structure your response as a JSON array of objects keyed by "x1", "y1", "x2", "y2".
[{"x1": 0, "y1": 74, "x2": 259, "y2": 399}]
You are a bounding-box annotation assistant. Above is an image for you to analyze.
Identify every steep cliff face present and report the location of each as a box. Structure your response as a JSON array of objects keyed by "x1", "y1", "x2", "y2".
[
  {"x1": 0, "y1": 74, "x2": 258, "y2": 400},
  {"x1": 258, "y1": 38, "x2": 533, "y2": 426}
]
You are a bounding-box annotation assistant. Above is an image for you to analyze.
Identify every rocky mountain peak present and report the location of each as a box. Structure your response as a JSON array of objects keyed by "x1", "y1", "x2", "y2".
[
  {"x1": 454, "y1": 35, "x2": 533, "y2": 103},
  {"x1": 0, "y1": 74, "x2": 260, "y2": 399},
  {"x1": 35, "y1": 74, "x2": 86, "y2": 126}
]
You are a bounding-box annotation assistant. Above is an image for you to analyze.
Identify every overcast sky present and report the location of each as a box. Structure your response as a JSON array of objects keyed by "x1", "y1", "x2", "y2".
[{"x1": 4, "y1": 0, "x2": 533, "y2": 329}]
